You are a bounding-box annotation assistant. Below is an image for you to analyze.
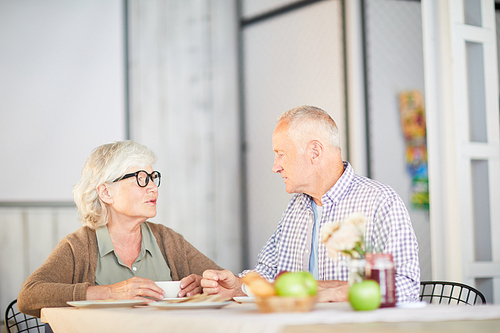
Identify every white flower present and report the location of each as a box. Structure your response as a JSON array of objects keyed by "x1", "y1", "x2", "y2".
[
  {"x1": 320, "y1": 212, "x2": 367, "y2": 261},
  {"x1": 320, "y1": 222, "x2": 340, "y2": 243},
  {"x1": 330, "y1": 223, "x2": 362, "y2": 250},
  {"x1": 344, "y1": 212, "x2": 366, "y2": 232}
]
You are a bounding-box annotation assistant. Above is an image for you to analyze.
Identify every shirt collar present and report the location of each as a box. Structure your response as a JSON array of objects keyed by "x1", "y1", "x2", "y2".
[
  {"x1": 95, "y1": 223, "x2": 154, "y2": 258},
  {"x1": 299, "y1": 161, "x2": 354, "y2": 208},
  {"x1": 95, "y1": 225, "x2": 115, "y2": 257},
  {"x1": 140, "y1": 222, "x2": 155, "y2": 257},
  {"x1": 322, "y1": 161, "x2": 353, "y2": 206}
]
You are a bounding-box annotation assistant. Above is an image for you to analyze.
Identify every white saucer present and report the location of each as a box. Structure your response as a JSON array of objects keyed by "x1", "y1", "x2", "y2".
[
  {"x1": 149, "y1": 301, "x2": 232, "y2": 310},
  {"x1": 233, "y1": 296, "x2": 255, "y2": 303},
  {"x1": 162, "y1": 297, "x2": 185, "y2": 301},
  {"x1": 67, "y1": 300, "x2": 146, "y2": 308}
]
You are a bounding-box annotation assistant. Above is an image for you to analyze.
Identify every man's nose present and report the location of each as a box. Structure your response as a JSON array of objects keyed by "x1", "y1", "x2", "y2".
[{"x1": 272, "y1": 161, "x2": 282, "y2": 173}]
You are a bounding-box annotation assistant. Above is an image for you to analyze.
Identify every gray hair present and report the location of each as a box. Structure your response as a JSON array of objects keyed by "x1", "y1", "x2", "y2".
[
  {"x1": 73, "y1": 140, "x2": 157, "y2": 229},
  {"x1": 277, "y1": 105, "x2": 340, "y2": 148}
]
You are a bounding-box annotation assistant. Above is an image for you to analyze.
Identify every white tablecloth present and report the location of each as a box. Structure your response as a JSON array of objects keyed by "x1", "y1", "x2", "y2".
[{"x1": 41, "y1": 302, "x2": 500, "y2": 333}]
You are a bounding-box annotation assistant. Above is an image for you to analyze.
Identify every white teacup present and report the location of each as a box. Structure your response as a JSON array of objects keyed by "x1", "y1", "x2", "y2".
[
  {"x1": 155, "y1": 281, "x2": 181, "y2": 298},
  {"x1": 242, "y1": 283, "x2": 255, "y2": 297}
]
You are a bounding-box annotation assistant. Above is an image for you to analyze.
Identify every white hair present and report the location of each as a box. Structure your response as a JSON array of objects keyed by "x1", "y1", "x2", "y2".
[
  {"x1": 73, "y1": 140, "x2": 157, "y2": 229},
  {"x1": 277, "y1": 105, "x2": 340, "y2": 149}
]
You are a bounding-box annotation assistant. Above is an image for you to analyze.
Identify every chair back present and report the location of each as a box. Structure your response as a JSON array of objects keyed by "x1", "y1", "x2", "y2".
[
  {"x1": 420, "y1": 281, "x2": 486, "y2": 305},
  {"x1": 4, "y1": 299, "x2": 45, "y2": 333}
]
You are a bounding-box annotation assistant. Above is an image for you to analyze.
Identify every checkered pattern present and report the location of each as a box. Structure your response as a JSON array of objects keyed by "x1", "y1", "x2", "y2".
[{"x1": 247, "y1": 162, "x2": 420, "y2": 302}]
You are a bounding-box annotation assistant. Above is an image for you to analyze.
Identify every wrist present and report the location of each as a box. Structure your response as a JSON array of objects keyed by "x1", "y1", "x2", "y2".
[
  {"x1": 86, "y1": 285, "x2": 112, "y2": 300},
  {"x1": 233, "y1": 277, "x2": 246, "y2": 297}
]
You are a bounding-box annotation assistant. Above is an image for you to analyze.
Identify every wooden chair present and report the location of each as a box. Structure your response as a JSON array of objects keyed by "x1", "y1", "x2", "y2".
[
  {"x1": 4, "y1": 299, "x2": 46, "y2": 333},
  {"x1": 420, "y1": 281, "x2": 486, "y2": 305}
]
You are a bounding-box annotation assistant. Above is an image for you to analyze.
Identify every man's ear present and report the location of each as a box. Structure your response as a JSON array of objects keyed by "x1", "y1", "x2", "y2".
[
  {"x1": 96, "y1": 184, "x2": 113, "y2": 204},
  {"x1": 309, "y1": 140, "x2": 323, "y2": 164}
]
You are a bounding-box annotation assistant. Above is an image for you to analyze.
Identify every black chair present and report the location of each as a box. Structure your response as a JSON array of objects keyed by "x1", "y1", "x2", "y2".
[
  {"x1": 420, "y1": 281, "x2": 486, "y2": 305},
  {"x1": 4, "y1": 299, "x2": 46, "y2": 333}
]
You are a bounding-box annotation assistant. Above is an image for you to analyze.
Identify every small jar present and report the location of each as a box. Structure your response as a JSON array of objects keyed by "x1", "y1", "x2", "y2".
[{"x1": 365, "y1": 253, "x2": 396, "y2": 308}]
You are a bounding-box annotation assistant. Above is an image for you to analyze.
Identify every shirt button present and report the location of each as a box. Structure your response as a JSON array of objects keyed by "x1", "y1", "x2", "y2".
[
  {"x1": 305, "y1": 250, "x2": 310, "y2": 254},
  {"x1": 132, "y1": 266, "x2": 137, "y2": 272}
]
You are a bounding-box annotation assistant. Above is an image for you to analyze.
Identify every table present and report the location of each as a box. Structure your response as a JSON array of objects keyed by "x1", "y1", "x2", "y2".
[{"x1": 41, "y1": 302, "x2": 500, "y2": 333}]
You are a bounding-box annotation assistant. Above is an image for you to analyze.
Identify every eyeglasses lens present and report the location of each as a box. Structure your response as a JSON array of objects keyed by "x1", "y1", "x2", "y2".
[
  {"x1": 151, "y1": 171, "x2": 161, "y2": 187},
  {"x1": 136, "y1": 171, "x2": 161, "y2": 187}
]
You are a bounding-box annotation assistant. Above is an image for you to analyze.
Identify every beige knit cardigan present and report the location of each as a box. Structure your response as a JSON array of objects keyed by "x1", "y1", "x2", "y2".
[{"x1": 17, "y1": 222, "x2": 222, "y2": 317}]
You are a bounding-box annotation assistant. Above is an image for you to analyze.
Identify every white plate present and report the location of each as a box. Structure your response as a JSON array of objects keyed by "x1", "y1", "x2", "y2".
[
  {"x1": 233, "y1": 296, "x2": 255, "y2": 303},
  {"x1": 162, "y1": 297, "x2": 185, "y2": 301},
  {"x1": 67, "y1": 300, "x2": 146, "y2": 308},
  {"x1": 149, "y1": 301, "x2": 232, "y2": 310}
]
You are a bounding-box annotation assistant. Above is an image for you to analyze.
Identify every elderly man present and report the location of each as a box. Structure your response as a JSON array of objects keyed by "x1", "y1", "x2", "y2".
[{"x1": 202, "y1": 105, "x2": 420, "y2": 302}]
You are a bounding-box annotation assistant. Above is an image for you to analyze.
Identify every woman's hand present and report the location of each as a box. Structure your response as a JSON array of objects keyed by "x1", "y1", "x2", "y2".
[
  {"x1": 178, "y1": 274, "x2": 203, "y2": 297},
  {"x1": 86, "y1": 277, "x2": 165, "y2": 302}
]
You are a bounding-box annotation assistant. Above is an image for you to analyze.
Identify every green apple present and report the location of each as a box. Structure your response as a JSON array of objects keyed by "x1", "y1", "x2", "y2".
[
  {"x1": 274, "y1": 271, "x2": 318, "y2": 297},
  {"x1": 299, "y1": 272, "x2": 318, "y2": 296},
  {"x1": 348, "y1": 280, "x2": 381, "y2": 311}
]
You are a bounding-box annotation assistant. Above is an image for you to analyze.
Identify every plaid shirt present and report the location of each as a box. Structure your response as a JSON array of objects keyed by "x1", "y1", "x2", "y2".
[{"x1": 248, "y1": 162, "x2": 420, "y2": 302}]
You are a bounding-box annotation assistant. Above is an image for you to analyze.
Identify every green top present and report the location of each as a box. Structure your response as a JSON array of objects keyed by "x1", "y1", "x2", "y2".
[{"x1": 95, "y1": 222, "x2": 172, "y2": 285}]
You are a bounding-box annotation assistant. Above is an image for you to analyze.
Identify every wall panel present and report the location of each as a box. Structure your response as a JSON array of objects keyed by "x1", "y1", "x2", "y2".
[
  {"x1": 364, "y1": 0, "x2": 432, "y2": 281},
  {"x1": 242, "y1": 0, "x2": 345, "y2": 266}
]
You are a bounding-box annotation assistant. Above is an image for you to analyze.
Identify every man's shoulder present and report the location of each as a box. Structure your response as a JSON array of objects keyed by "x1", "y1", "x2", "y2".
[{"x1": 351, "y1": 173, "x2": 400, "y2": 200}]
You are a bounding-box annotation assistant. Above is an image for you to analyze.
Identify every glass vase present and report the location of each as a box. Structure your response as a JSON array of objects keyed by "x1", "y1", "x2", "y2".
[{"x1": 348, "y1": 258, "x2": 366, "y2": 285}]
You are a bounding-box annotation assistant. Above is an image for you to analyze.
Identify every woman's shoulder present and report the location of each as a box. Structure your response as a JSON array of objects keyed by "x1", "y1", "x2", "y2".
[
  {"x1": 145, "y1": 221, "x2": 183, "y2": 239},
  {"x1": 61, "y1": 226, "x2": 97, "y2": 247}
]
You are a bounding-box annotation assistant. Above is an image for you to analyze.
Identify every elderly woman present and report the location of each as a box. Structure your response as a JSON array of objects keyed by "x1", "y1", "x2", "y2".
[{"x1": 18, "y1": 141, "x2": 222, "y2": 317}]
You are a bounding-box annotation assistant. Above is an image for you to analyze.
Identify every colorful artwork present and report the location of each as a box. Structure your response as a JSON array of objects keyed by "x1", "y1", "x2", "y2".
[{"x1": 399, "y1": 90, "x2": 429, "y2": 210}]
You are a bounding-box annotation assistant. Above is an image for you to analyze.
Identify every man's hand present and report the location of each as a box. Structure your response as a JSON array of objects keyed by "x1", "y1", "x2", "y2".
[
  {"x1": 178, "y1": 274, "x2": 202, "y2": 297},
  {"x1": 86, "y1": 277, "x2": 165, "y2": 302},
  {"x1": 201, "y1": 269, "x2": 245, "y2": 298},
  {"x1": 316, "y1": 280, "x2": 349, "y2": 302}
]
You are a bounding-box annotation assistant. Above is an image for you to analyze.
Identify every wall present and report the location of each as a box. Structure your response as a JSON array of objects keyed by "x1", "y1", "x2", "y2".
[
  {"x1": 0, "y1": 206, "x2": 80, "y2": 323},
  {"x1": 0, "y1": 0, "x2": 125, "y2": 319},
  {"x1": 0, "y1": 0, "x2": 126, "y2": 202},
  {"x1": 127, "y1": 0, "x2": 242, "y2": 273},
  {"x1": 0, "y1": 0, "x2": 242, "y2": 320},
  {"x1": 364, "y1": 0, "x2": 432, "y2": 281},
  {"x1": 241, "y1": 0, "x2": 347, "y2": 267}
]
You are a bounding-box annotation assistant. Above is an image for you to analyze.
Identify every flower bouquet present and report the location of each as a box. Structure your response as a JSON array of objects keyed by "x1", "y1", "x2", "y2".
[
  {"x1": 320, "y1": 212, "x2": 367, "y2": 262},
  {"x1": 321, "y1": 212, "x2": 395, "y2": 310}
]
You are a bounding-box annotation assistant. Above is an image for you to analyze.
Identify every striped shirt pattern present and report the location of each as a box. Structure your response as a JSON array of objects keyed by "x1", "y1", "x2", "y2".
[{"x1": 248, "y1": 162, "x2": 421, "y2": 302}]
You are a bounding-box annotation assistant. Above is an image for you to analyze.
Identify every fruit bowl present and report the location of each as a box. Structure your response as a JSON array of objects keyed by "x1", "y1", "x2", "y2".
[{"x1": 255, "y1": 296, "x2": 317, "y2": 313}]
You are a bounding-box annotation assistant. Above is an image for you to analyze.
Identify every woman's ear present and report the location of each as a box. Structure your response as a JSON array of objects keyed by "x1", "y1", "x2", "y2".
[{"x1": 96, "y1": 184, "x2": 113, "y2": 204}]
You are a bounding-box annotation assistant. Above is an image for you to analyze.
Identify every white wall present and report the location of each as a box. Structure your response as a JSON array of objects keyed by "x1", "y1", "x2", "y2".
[
  {"x1": 127, "y1": 0, "x2": 242, "y2": 273},
  {"x1": 0, "y1": 206, "x2": 80, "y2": 324},
  {"x1": 241, "y1": 0, "x2": 346, "y2": 267},
  {"x1": 0, "y1": 0, "x2": 125, "y2": 319},
  {"x1": 364, "y1": 0, "x2": 432, "y2": 281},
  {"x1": 0, "y1": 0, "x2": 126, "y2": 202},
  {"x1": 0, "y1": 0, "x2": 242, "y2": 320}
]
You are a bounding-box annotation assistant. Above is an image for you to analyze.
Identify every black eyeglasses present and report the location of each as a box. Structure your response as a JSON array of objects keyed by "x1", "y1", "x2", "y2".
[{"x1": 113, "y1": 170, "x2": 161, "y2": 187}]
